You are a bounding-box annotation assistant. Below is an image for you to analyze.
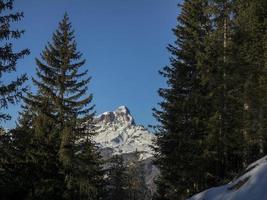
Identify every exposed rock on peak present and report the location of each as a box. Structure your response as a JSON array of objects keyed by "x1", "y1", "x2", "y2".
[
  {"x1": 95, "y1": 105, "x2": 135, "y2": 126},
  {"x1": 93, "y1": 106, "x2": 154, "y2": 160},
  {"x1": 117, "y1": 105, "x2": 130, "y2": 113},
  {"x1": 92, "y1": 106, "x2": 158, "y2": 196}
]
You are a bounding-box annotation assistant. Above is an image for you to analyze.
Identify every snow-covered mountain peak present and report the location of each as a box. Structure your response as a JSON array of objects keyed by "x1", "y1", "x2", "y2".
[
  {"x1": 117, "y1": 105, "x2": 129, "y2": 113},
  {"x1": 93, "y1": 106, "x2": 154, "y2": 160},
  {"x1": 95, "y1": 105, "x2": 135, "y2": 127}
]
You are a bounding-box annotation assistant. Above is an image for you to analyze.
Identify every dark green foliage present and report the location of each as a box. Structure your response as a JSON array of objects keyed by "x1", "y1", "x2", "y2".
[
  {"x1": 26, "y1": 13, "x2": 93, "y2": 124},
  {"x1": 105, "y1": 155, "x2": 127, "y2": 200},
  {"x1": 23, "y1": 13, "x2": 104, "y2": 199},
  {"x1": 0, "y1": 0, "x2": 29, "y2": 121},
  {"x1": 153, "y1": 0, "x2": 212, "y2": 199},
  {"x1": 0, "y1": 129, "x2": 31, "y2": 199},
  {"x1": 28, "y1": 112, "x2": 65, "y2": 199},
  {"x1": 202, "y1": 0, "x2": 245, "y2": 186},
  {"x1": 69, "y1": 135, "x2": 105, "y2": 200},
  {"x1": 0, "y1": 106, "x2": 65, "y2": 199},
  {"x1": 105, "y1": 153, "x2": 151, "y2": 200},
  {"x1": 1, "y1": 13, "x2": 104, "y2": 200},
  {"x1": 2, "y1": 1, "x2": 267, "y2": 199},
  {"x1": 153, "y1": 0, "x2": 263, "y2": 199},
  {"x1": 0, "y1": 0, "x2": 29, "y2": 198},
  {"x1": 234, "y1": 0, "x2": 267, "y2": 164},
  {"x1": 124, "y1": 152, "x2": 150, "y2": 200}
]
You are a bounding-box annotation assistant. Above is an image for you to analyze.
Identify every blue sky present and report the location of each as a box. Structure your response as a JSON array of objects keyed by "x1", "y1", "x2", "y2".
[{"x1": 4, "y1": 0, "x2": 179, "y2": 128}]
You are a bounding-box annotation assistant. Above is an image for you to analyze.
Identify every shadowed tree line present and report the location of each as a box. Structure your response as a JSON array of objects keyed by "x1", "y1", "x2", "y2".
[
  {"x1": 1, "y1": 0, "x2": 267, "y2": 200},
  {"x1": 0, "y1": 1, "x2": 149, "y2": 200},
  {"x1": 153, "y1": 0, "x2": 267, "y2": 199}
]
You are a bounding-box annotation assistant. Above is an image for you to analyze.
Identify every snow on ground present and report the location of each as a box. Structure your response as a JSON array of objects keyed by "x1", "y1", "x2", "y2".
[{"x1": 188, "y1": 155, "x2": 267, "y2": 200}]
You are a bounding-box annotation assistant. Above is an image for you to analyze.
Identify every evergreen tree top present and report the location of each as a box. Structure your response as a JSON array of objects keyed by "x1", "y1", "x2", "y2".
[
  {"x1": 0, "y1": 0, "x2": 30, "y2": 122},
  {"x1": 26, "y1": 13, "x2": 94, "y2": 123}
]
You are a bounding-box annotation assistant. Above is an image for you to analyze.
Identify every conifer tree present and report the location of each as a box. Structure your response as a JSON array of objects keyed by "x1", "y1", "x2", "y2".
[
  {"x1": 124, "y1": 152, "x2": 150, "y2": 200},
  {"x1": 105, "y1": 155, "x2": 127, "y2": 200},
  {"x1": 23, "y1": 13, "x2": 104, "y2": 199},
  {"x1": 153, "y1": 0, "x2": 211, "y2": 199},
  {"x1": 0, "y1": 0, "x2": 29, "y2": 121},
  {"x1": 201, "y1": 0, "x2": 245, "y2": 186},
  {"x1": 0, "y1": 0, "x2": 29, "y2": 198},
  {"x1": 234, "y1": 0, "x2": 267, "y2": 164},
  {"x1": 0, "y1": 102, "x2": 65, "y2": 199}
]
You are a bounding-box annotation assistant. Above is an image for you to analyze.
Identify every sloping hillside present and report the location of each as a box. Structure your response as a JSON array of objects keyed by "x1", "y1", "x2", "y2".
[{"x1": 189, "y1": 156, "x2": 267, "y2": 200}]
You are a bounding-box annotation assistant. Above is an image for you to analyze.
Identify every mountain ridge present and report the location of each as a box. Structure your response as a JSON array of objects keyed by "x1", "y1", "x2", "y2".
[{"x1": 93, "y1": 105, "x2": 155, "y2": 160}]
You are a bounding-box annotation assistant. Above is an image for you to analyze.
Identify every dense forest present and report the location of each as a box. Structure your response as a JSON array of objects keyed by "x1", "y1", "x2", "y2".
[
  {"x1": 0, "y1": 0, "x2": 267, "y2": 200},
  {"x1": 153, "y1": 0, "x2": 267, "y2": 199}
]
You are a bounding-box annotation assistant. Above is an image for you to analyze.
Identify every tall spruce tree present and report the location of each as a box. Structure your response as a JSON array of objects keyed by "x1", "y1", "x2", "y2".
[
  {"x1": 124, "y1": 152, "x2": 150, "y2": 200},
  {"x1": 201, "y1": 0, "x2": 245, "y2": 186},
  {"x1": 0, "y1": 0, "x2": 29, "y2": 198},
  {"x1": 105, "y1": 155, "x2": 127, "y2": 200},
  {"x1": 2, "y1": 110, "x2": 65, "y2": 199},
  {"x1": 234, "y1": 0, "x2": 267, "y2": 165},
  {"x1": 0, "y1": 0, "x2": 29, "y2": 121},
  {"x1": 23, "y1": 13, "x2": 104, "y2": 199},
  {"x1": 153, "y1": 1, "x2": 211, "y2": 199},
  {"x1": 153, "y1": 0, "x2": 249, "y2": 199}
]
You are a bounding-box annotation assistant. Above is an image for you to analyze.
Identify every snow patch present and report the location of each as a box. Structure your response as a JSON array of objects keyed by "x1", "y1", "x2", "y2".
[{"x1": 188, "y1": 155, "x2": 267, "y2": 200}]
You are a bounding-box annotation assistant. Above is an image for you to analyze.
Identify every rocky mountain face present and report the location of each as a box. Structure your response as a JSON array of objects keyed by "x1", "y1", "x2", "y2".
[
  {"x1": 93, "y1": 106, "x2": 155, "y2": 160},
  {"x1": 92, "y1": 106, "x2": 158, "y2": 195}
]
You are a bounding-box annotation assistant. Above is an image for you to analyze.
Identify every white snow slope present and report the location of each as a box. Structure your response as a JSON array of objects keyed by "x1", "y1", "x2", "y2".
[
  {"x1": 188, "y1": 155, "x2": 267, "y2": 200},
  {"x1": 93, "y1": 106, "x2": 155, "y2": 160}
]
